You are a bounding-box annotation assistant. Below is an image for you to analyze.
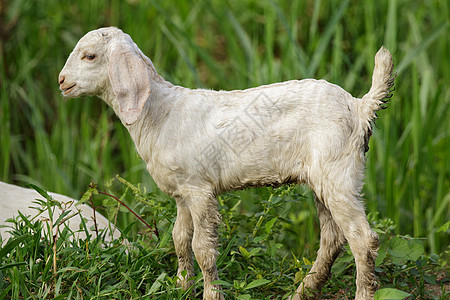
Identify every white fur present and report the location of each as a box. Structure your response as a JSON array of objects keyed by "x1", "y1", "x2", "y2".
[{"x1": 59, "y1": 27, "x2": 395, "y2": 300}]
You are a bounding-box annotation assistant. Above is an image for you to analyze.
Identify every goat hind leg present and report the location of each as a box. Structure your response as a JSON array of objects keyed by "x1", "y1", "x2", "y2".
[
  {"x1": 327, "y1": 195, "x2": 379, "y2": 300},
  {"x1": 293, "y1": 197, "x2": 347, "y2": 300}
]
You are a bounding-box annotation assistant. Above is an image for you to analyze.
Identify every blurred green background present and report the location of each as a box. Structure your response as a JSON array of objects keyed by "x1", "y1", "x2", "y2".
[{"x1": 0, "y1": 0, "x2": 448, "y2": 254}]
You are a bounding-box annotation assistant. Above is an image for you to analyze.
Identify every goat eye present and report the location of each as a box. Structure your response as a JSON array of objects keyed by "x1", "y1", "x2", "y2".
[{"x1": 85, "y1": 54, "x2": 96, "y2": 60}]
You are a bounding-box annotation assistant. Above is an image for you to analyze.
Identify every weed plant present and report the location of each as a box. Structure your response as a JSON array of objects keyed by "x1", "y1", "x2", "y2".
[{"x1": 0, "y1": 181, "x2": 448, "y2": 299}]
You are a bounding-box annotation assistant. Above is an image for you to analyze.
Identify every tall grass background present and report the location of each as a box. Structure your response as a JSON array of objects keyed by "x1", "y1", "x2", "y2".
[{"x1": 0, "y1": 0, "x2": 448, "y2": 257}]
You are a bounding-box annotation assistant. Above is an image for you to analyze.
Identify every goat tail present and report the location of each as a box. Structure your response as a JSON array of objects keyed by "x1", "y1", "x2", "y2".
[{"x1": 360, "y1": 46, "x2": 396, "y2": 121}]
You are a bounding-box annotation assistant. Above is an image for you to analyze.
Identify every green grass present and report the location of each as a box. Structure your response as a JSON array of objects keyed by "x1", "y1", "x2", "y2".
[
  {"x1": 0, "y1": 0, "x2": 449, "y2": 297},
  {"x1": 0, "y1": 182, "x2": 448, "y2": 299}
]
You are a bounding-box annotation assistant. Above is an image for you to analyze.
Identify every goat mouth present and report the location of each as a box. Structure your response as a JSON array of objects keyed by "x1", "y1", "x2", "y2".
[{"x1": 62, "y1": 84, "x2": 76, "y2": 95}]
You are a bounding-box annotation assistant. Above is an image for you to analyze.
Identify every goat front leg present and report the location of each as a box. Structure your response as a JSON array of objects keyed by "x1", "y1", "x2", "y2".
[
  {"x1": 189, "y1": 192, "x2": 223, "y2": 300},
  {"x1": 293, "y1": 197, "x2": 347, "y2": 299},
  {"x1": 173, "y1": 198, "x2": 195, "y2": 290}
]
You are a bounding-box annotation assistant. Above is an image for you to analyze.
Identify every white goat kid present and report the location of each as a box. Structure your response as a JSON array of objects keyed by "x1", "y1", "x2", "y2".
[{"x1": 59, "y1": 27, "x2": 394, "y2": 300}]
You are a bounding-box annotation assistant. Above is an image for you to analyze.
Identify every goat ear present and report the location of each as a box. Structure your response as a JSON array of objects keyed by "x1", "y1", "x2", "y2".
[{"x1": 108, "y1": 41, "x2": 151, "y2": 125}]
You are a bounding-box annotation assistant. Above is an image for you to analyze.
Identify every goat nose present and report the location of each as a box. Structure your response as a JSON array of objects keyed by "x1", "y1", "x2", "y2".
[{"x1": 59, "y1": 75, "x2": 65, "y2": 85}]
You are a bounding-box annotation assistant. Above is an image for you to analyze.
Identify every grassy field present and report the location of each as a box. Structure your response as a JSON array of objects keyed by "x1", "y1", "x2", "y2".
[
  {"x1": 0, "y1": 0, "x2": 449, "y2": 298},
  {"x1": 0, "y1": 180, "x2": 448, "y2": 299}
]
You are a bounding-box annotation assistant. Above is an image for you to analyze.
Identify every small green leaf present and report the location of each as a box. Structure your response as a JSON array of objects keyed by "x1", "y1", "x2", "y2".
[
  {"x1": 253, "y1": 236, "x2": 265, "y2": 243},
  {"x1": 0, "y1": 261, "x2": 27, "y2": 271},
  {"x1": 78, "y1": 185, "x2": 98, "y2": 205},
  {"x1": 429, "y1": 253, "x2": 439, "y2": 262},
  {"x1": 273, "y1": 243, "x2": 283, "y2": 249},
  {"x1": 54, "y1": 275, "x2": 63, "y2": 296},
  {"x1": 239, "y1": 246, "x2": 250, "y2": 259},
  {"x1": 249, "y1": 247, "x2": 261, "y2": 256},
  {"x1": 389, "y1": 237, "x2": 409, "y2": 258},
  {"x1": 148, "y1": 272, "x2": 166, "y2": 294},
  {"x1": 28, "y1": 184, "x2": 53, "y2": 201},
  {"x1": 437, "y1": 220, "x2": 450, "y2": 233},
  {"x1": 374, "y1": 288, "x2": 411, "y2": 300},
  {"x1": 211, "y1": 279, "x2": 233, "y2": 287},
  {"x1": 376, "y1": 243, "x2": 388, "y2": 266},
  {"x1": 424, "y1": 274, "x2": 437, "y2": 284},
  {"x1": 331, "y1": 261, "x2": 348, "y2": 275},
  {"x1": 17, "y1": 210, "x2": 33, "y2": 228},
  {"x1": 264, "y1": 217, "x2": 277, "y2": 234},
  {"x1": 245, "y1": 278, "x2": 270, "y2": 290},
  {"x1": 389, "y1": 237, "x2": 424, "y2": 263},
  {"x1": 0, "y1": 234, "x2": 29, "y2": 259},
  {"x1": 407, "y1": 243, "x2": 424, "y2": 261},
  {"x1": 302, "y1": 257, "x2": 313, "y2": 266}
]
